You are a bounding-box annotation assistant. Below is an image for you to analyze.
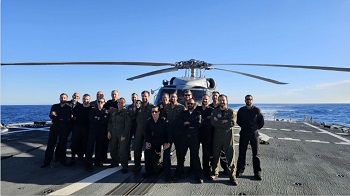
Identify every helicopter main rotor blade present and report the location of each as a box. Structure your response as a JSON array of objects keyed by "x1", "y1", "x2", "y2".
[
  {"x1": 0, "y1": 61, "x2": 175, "y2": 66},
  {"x1": 212, "y1": 63, "x2": 350, "y2": 72},
  {"x1": 127, "y1": 67, "x2": 179, "y2": 81},
  {"x1": 213, "y1": 68, "x2": 288, "y2": 84}
]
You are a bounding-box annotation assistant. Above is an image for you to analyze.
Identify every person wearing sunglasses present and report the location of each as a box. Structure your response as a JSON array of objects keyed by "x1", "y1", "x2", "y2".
[
  {"x1": 236, "y1": 95, "x2": 264, "y2": 180},
  {"x1": 90, "y1": 91, "x2": 104, "y2": 108},
  {"x1": 85, "y1": 98, "x2": 109, "y2": 172},
  {"x1": 143, "y1": 106, "x2": 171, "y2": 182},
  {"x1": 176, "y1": 98, "x2": 204, "y2": 183},
  {"x1": 182, "y1": 90, "x2": 199, "y2": 109}
]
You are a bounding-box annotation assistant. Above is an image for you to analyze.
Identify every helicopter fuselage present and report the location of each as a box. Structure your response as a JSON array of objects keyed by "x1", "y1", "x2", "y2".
[{"x1": 154, "y1": 76, "x2": 216, "y2": 105}]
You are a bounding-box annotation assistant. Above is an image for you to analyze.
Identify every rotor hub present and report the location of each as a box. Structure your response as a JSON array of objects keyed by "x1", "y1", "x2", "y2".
[{"x1": 174, "y1": 59, "x2": 212, "y2": 70}]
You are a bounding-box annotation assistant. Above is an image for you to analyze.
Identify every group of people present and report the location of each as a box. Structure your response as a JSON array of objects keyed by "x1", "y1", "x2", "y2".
[{"x1": 41, "y1": 89, "x2": 264, "y2": 185}]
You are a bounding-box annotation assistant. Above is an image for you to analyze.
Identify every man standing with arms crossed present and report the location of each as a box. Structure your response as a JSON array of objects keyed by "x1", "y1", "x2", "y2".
[
  {"x1": 210, "y1": 94, "x2": 238, "y2": 185},
  {"x1": 41, "y1": 93, "x2": 72, "y2": 168},
  {"x1": 209, "y1": 91, "x2": 228, "y2": 174},
  {"x1": 236, "y1": 95, "x2": 264, "y2": 180}
]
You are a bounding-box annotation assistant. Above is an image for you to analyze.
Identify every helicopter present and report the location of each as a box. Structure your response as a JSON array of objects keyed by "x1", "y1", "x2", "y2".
[{"x1": 2, "y1": 59, "x2": 350, "y2": 105}]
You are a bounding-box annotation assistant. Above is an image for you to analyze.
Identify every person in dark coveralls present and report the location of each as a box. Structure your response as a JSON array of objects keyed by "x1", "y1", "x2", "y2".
[
  {"x1": 85, "y1": 98, "x2": 109, "y2": 172},
  {"x1": 54, "y1": 92, "x2": 81, "y2": 163},
  {"x1": 41, "y1": 93, "x2": 72, "y2": 168},
  {"x1": 181, "y1": 90, "x2": 199, "y2": 109},
  {"x1": 69, "y1": 94, "x2": 91, "y2": 165},
  {"x1": 104, "y1": 90, "x2": 119, "y2": 113},
  {"x1": 90, "y1": 91, "x2": 104, "y2": 108},
  {"x1": 132, "y1": 90, "x2": 154, "y2": 172},
  {"x1": 107, "y1": 98, "x2": 131, "y2": 173},
  {"x1": 196, "y1": 94, "x2": 214, "y2": 178},
  {"x1": 126, "y1": 93, "x2": 139, "y2": 160},
  {"x1": 210, "y1": 94, "x2": 238, "y2": 185},
  {"x1": 209, "y1": 91, "x2": 228, "y2": 174},
  {"x1": 161, "y1": 93, "x2": 186, "y2": 178},
  {"x1": 236, "y1": 94, "x2": 264, "y2": 180},
  {"x1": 177, "y1": 98, "x2": 204, "y2": 183},
  {"x1": 68, "y1": 94, "x2": 92, "y2": 165},
  {"x1": 66, "y1": 92, "x2": 82, "y2": 164},
  {"x1": 143, "y1": 106, "x2": 172, "y2": 182}
]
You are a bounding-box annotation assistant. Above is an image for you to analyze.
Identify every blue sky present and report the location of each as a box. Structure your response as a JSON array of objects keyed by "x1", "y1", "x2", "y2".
[{"x1": 1, "y1": 0, "x2": 350, "y2": 105}]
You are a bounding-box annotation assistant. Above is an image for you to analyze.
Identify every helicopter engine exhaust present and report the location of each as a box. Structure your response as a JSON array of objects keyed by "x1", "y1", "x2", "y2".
[{"x1": 207, "y1": 78, "x2": 216, "y2": 89}]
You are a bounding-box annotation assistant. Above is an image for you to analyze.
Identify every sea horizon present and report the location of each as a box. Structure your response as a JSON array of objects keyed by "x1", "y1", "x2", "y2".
[{"x1": 1, "y1": 104, "x2": 350, "y2": 127}]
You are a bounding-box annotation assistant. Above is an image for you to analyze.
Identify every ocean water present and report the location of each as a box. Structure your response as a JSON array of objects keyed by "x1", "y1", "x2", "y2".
[{"x1": 1, "y1": 104, "x2": 349, "y2": 126}]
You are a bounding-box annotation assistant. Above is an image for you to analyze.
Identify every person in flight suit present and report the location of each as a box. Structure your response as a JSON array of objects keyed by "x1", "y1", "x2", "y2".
[
  {"x1": 236, "y1": 94, "x2": 264, "y2": 180},
  {"x1": 107, "y1": 98, "x2": 131, "y2": 173},
  {"x1": 209, "y1": 91, "x2": 228, "y2": 174},
  {"x1": 210, "y1": 94, "x2": 238, "y2": 185},
  {"x1": 177, "y1": 98, "x2": 204, "y2": 183},
  {"x1": 161, "y1": 93, "x2": 186, "y2": 178},
  {"x1": 157, "y1": 93, "x2": 170, "y2": 114},
  {"x1": 143, "y1": 106, "x2": 172, "y2": 182},
  {"x1": 41, "y1": 93, "x2": 72, "y2": 168},
  {"x1": 85, "y1": 98, "x2": 109, "y2": 172},
  {"x1": 133, "y1": 90, "x2": 154, "y2": 172},
  {"x1": 196, "y1": 94, "x2": 214, "y2": 178}
]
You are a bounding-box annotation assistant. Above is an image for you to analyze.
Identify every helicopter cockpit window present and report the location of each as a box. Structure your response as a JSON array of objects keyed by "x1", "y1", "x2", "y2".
[{"x1": 154, "y1": 88, "x2": 209, "y2": 105}]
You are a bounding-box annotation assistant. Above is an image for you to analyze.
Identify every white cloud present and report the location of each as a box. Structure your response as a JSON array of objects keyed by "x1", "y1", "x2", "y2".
[{"x1": 314, "y1": 79, "x2": 350, "y2": 89}]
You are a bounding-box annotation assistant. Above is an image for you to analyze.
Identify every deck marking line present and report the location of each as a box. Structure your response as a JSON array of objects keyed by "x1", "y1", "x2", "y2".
[
  {"x1": 305, "y1": 140, "x2": 330, "y2": 144},
  {"x1": 335, "y1": 133, "x2": 350, "y2": 136},
  {"x1": 335, "y1": 142, "x2": 350, "y2": 145},
  {"x1": 295, "y1": 130, "x2": 311, "y2": 133},
  {"x1": 49, "y1": 167, "x2": 122, "y2": 195},
  {"x1": 304, "y1": 122, "x2": 350, "y2": 144},
  {"x1": 278, "y1": 137, "x2": 301, "y2": 141},
  {"x1": 280, "y1": 129, "x2": 291, "y2": 131},
  {"x1": 262, "y1": 128, "x2": 277, "y2": 130},
  {"x1": 1, "y1": 128, "x2": 50, "y2": 135}
]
